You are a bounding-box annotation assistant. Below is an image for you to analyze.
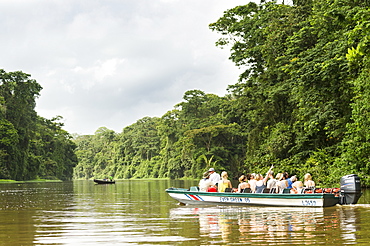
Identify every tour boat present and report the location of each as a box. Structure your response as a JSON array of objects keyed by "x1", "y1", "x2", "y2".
[
  {"x1": 166, "y1": 174, "x2": 362, "y2": 207},
  {"x1": 94, "y1": 179, "x2": 115, "y2": 184}
]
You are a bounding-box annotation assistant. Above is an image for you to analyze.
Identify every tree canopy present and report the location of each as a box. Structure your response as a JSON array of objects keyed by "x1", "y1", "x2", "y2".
[
  {"x1": 0, "y1": 70, "x2": 78, "y2": 181},
  {"x1": 74, "y1": 0, "x2": 370, "y2": 186}
]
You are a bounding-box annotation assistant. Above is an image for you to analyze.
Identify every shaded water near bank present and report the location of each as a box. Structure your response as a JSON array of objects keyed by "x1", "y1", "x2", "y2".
[{"x1": 1, "y1": 180, "x2": 370, "y2": 245}]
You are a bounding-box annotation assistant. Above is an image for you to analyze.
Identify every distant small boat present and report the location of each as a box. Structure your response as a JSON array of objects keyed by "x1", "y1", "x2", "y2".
[{"x1": 94, "y1": 179, "x2": 115, "y2": 184}]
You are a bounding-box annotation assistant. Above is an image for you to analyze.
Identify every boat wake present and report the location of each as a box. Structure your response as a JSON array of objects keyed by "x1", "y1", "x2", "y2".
[{"x1": 340, "y1": 204, "x2": 370, "y2": 208}]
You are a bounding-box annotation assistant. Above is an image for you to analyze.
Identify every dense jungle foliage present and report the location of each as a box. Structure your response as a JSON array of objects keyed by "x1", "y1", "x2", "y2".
[
  {"x1": 73, "y1": 0, "x2": 370, "y2": 186},
  {"x1": 0, "y1": 70, "x2": 77, "y2": 181}
]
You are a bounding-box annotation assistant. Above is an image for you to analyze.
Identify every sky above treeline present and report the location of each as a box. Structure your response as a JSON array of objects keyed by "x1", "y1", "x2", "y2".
[{"x1": 1, "y1": 0, "x2": 248, "y2": 135}]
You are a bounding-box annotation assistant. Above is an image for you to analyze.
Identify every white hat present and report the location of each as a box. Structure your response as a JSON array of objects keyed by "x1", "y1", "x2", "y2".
[{"x1": 209, "y1": 168, "x2": 215, "y2": 172}]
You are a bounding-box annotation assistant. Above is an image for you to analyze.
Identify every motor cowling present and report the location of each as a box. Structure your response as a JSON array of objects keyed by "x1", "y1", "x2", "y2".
[{"x1": 339, "y1": 174, "x2": 362, "y2": 205}]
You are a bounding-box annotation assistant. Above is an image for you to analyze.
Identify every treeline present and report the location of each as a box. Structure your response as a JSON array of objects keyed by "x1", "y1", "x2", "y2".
[
  {"x1": 73, "y1": 0, "x2": 370, "y2": 186},
  {"x1": 73, "y1": 91, "x2": 246, "y2": 181},
  {"x1": 0, "y1": 70, "x2": 77, "y2": 181}
]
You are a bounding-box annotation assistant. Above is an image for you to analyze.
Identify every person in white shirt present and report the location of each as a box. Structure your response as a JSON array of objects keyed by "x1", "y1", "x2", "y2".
[
  {"x1": 208, "y1": 168, "x2": 221, "y2": 187},
  {"x1": 275, "y1": 173, "x2": 288, "y2": 193},
  {"x1": 304, "y1": 173, "x2": 315, "y2": 188},
  {"x1": 266, "y1": 171, "x2": 277, "y2": 189},
  {"x1": 248, "y1": 173, "x2": 257, "y2": 193},
  {"x1": 199, "y1": 171, "x2": 215, "y2": 192},
  {"x1": 290, "y1": 175, "x2": 304, "y2": 194}
]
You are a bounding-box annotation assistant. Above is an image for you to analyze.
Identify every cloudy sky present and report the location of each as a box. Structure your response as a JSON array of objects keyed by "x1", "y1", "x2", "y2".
[{"x1": 1, "y1": 0, "x2": 248, "y2": 135}]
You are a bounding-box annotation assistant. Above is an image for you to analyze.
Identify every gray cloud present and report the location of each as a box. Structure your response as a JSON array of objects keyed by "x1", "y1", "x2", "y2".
[{"x1": 1, "y1": 0, "x2": 246, "y2": 134}]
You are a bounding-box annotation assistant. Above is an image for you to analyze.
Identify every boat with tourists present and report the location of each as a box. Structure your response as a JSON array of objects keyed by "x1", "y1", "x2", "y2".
[
  {"x1": 166, "y1": 174, "x2": 362, "y2": 207},
  {"x1": 94, "y1": 179, "x2": 115, "y2": 184}
]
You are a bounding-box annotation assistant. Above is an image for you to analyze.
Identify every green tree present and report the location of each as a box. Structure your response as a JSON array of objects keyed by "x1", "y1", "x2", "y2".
[
  {"x1": 0, "y1": 70, "x2": 42, "y2": 180},
  {"x1": 0, "y1": 70, "x2": 78, "y2": 180},
  {"x1": 33, "y1": 116, "x2": 78, "y2": 180},
  {"x1": 210, "y1": 0, "x2": 370, "y2": 185}
]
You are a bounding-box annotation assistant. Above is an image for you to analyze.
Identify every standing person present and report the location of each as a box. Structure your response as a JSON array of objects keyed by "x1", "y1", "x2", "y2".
[
  {"x1": 199, "y1": 172, "x2": 215, "y2": 192},
  {"x1": 208, "y1": 168, "x2": 221, "y2": 187},
  {"x1": 218, "y1": 171, "x2": 232, "y2": 192}
]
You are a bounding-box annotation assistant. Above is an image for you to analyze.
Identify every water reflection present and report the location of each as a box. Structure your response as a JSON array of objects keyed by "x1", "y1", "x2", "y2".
[
  {"x1": 32, "y1": 180, "x2": 196, "y2": 245},
  {"x1": 1, "y1": 181, "x2": 370, "y2": 245},
  {"x1": 170, "y1": 205, "x2": 370, "y2": 245}
]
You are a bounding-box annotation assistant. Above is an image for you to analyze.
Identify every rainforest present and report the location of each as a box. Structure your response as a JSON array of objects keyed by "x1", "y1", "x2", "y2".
[
  {"x1": 2, "y1": 0, "x2": 370, "y2": 186},
  {"x1": 0, "y1": 70, "x2": 77, "y2": 181}
]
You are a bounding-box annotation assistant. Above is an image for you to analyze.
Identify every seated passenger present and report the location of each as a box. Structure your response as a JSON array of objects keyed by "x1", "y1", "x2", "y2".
[
  {"x1": 284, "y1": 172, "x2": 293, "y2": 189},
  {"x1": 248, "y1": 173, "x2": 257, "y2": 193},
  {"x1": 256, "y1": 166, "x2": 274, "y2": 193},
  {"x1": 304, "y1": 173, "x2": 315, "y2": 188},
  {"x1": 199, "y1": 171, "x2": 215, "y2": 192},
  {"x1": 266, "y1": 171, "x2": 277, "y2": 190},
  {"x1": 275, "y1": 173, "x2": 288, "y2": 193},
  {"x1": 255, "y1": 174, "x2": 265, "y2": 193},
  {"x1": 218, "y1": 171, "x2": 232, "y2": 192},
  {"x1": 237, "y1": 174, "x2": 250, "y2": 193},
  {"x1": 290, "y1": 176, "x2": 304, "y2": 194}
]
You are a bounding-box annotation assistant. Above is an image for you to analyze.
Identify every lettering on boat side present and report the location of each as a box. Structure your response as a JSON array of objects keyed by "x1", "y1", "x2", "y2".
[
  {"x1": 219, "y1": 197, "x2": 250, "y2": 203},
  {"x1": 302, "y1": 200, "x2": 317, "y2": 206}
]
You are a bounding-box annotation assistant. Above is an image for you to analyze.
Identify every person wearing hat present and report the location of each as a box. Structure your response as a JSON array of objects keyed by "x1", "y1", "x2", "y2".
[
  {"x1": 199, "y1": 171, "x2": 216, "y2": 192},
  {"x1": 208, "y1": 168, "x2": 221, "y2": 187}
]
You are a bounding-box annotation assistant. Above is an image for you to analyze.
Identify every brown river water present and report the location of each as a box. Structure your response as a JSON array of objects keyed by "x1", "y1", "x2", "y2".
[{"x1": 1, "y1": 180, "x2": 370, "y2": 245}]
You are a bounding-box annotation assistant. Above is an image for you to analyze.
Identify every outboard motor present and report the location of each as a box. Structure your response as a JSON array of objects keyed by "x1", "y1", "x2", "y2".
[{"x1": 339, "y1": 174, "x2": 362, "y2": 205}]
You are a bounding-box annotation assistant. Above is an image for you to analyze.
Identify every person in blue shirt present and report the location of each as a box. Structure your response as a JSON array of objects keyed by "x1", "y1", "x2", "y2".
[{"x1": 284, "y1": 172, "x2": 293, "y2": 189}]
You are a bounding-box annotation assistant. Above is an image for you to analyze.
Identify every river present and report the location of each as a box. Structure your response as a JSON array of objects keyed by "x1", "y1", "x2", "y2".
[{"x1": 1, "y1": 180, "x2": 370, "y2": 245}]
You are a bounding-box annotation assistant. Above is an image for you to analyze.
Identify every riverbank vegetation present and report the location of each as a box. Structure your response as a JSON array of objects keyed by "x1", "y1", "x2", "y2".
[
  {"x1": 0, "y1": 179, "x2": 63, "y2": 183},
  {"x1": 73, "y1": 0, "x2": 370, "y2": 186}
]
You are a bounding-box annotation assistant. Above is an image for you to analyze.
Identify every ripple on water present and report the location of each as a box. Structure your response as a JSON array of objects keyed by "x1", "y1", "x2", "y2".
[
  {"x1": 3, "y1": 181, "x2": 370, "y2": 245},
  {"x1": 34, "y1": 208, "x2": 197, "y2": 245}
]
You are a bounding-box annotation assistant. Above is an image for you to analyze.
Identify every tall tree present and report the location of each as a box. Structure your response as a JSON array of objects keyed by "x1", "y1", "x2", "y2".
[
  {"x1": 209, "y1": 0, "x2": 370, "y2": 184},
  {"x1": 0, "y1": 70, "x2": 78, "y2": 180},
  {"x1": 0, "y1": 70, "x2": 42, "y2": 180}
]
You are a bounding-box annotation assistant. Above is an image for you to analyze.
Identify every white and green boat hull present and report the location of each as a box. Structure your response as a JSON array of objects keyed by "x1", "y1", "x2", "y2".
[{"x1": 166, "y1": 188, "x2": 339, "y2": 207}]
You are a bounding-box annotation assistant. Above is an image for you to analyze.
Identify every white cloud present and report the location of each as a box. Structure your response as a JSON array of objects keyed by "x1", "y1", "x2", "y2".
[{"x1": 0, "y1": 0, "x2": 248, "y2": 135}]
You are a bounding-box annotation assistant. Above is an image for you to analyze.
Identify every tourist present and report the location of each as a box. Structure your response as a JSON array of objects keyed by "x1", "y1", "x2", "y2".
[
  {"x1": 237, "y1": 174, "x2": 250, "y2": 193},
  {"x1": 208, "y1": 168, "x2": 221, "y2": 187},
  {"x1": 255, "y1": 174, "x2": 267, "y2": 193},
  {"x1": 275, "y1": 173, "x2": 288, "y2": 193},
  {"x1": 284, "y1": 172, "x2": 293, "y2": 189},
  {"x1": 304, "y1": 173, "x2": 315, "y2": 188},
  {"x1": 199, "y1": 171, "x2": 216, "y2": 192},
  {"x1": 248, "y1": 173, "x2": 257, "y2": 193},
  {"x1": 218, "y1": 171, "x2": 232, "y2": 192},
  {"x1": 255, "y1": 166, "x2": 273, "y2": 193},
  {"x1": 290, "y1": 175, "x2": 304, "y2": 194},
  {"x1": 266, "y1": 171, "x2": 277, "y2": 190}
]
